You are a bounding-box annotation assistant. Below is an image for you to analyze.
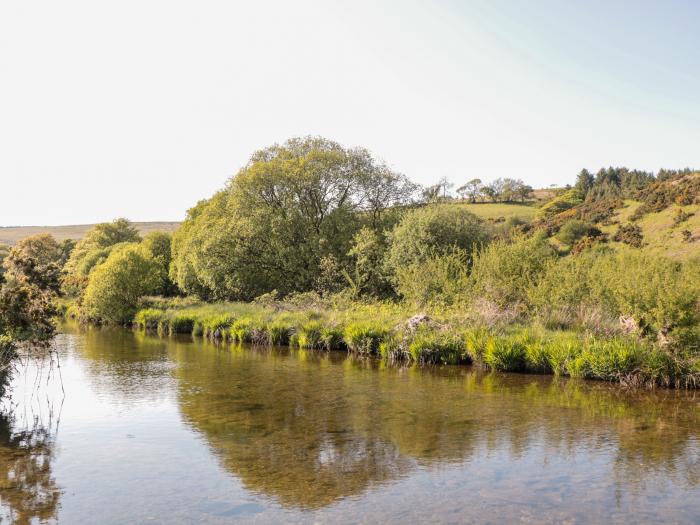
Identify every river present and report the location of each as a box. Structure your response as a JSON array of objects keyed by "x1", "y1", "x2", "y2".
[{"x1": 1, "y1": 323, "x2": 699, "y2": 524}]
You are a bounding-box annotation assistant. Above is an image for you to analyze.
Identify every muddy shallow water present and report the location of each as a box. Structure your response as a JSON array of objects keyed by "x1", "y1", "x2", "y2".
[{"x1": 1, "y1": 324, "x2": 699, "y2": 524}]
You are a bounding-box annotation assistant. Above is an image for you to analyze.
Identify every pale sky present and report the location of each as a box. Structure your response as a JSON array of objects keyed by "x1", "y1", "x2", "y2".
[{"x1": 1, "y1": 0, "x2": 699, "y2": 226}]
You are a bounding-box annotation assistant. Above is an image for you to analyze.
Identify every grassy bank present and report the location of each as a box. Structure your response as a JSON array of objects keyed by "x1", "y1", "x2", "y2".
[{"x1": 124, "y1": 298, "x2": 700, "y2": 389}]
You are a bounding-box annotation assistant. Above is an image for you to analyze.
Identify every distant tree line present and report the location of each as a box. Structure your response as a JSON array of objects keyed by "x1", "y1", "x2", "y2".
[{"x1": 422, "y1": 177, "x2": 535, "y2": 204}]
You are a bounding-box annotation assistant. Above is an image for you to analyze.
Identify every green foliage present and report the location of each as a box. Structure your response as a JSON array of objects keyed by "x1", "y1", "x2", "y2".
[
  {"x1": 296, "y1": 320, "x2": 323, "y2": 349},
  {"x1": 407, "y1": 330, "x2": 466, "y2": 364},
  {"x1": 229, "y1": 318, "x2": 252, "y2": 343},
  {"x1": 465, "y1": 328, "x2": 491, "y2": 364},
  {"x1": 536, "y1": 188, "x2": 583, "y2": 220},
  {"x1": 573, "y1": 338, "x2": 646, "y2": 381},
  {"x1": 0, "y1": 236, "x2": 61, "y2": 365},
  {"x1": 63, "y1": 219, "x2": 141, "y2": 296},
  {"x1": 556, "y1": 220, "x2": 601, "y2": 246},
  {"x1": 531, "y1": 248, "x2": 700, "y2": 345},
  {"x1": 347, "y1": 227, "x2": 392, "y2": 298},
  {"x1": 141, "y1": 232, "x2": 176, "y2": 296},
  {"x1": 632, "y1": 171, "x2": 700, "y2": 218},
  {"x1": 170, "y1": 137, "x2": 415, "y2": 300},
  {"x1": 267, "y1": 321, "x2": 291, "y2": 346},
  {"x1": 82, "y1": 244, "x2": 161, "y2": 324},
  {"x1": 320, "y1": 326, "x2": 345, "y2": 351},
  {"x1": 483, "y1": 335, "x2": 527, "y2": 372},
  {"x1": 394, "y1": 249, "x2": 470, "y2": 306},
  {"x1": 134, "y1": 308, "x2": 165, "y2": 330},
  {"x1": 169, "y1": 314, "x2": 196, "y2": 335},
  {"x1": 2, "y1": 234, "x2": 63, "y2": 294},
  {"x1": 470, "y1": 233, "x2": 557, "y2": 308},
  {"x1": 343, "y1": 322, "x2": 390, "y2": 354},
  {"x1": 386, "y1": 205, "x2": 488, "y2": 275}
]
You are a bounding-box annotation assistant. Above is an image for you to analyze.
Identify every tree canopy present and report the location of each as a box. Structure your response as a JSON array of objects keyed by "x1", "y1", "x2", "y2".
[{"x1": 170, "y1": 137, "x2": 416, "y2": 300}]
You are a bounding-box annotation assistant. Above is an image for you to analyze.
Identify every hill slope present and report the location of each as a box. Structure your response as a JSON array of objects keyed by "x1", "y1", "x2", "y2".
[{"x1": 0, "y1": 222, "x2": 181, "y2": 246}]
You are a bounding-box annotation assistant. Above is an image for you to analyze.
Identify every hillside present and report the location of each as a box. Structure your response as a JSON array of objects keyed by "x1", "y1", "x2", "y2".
[
  {"x1": 453, "y1": 201, "x2": 538, "y2": 221},
  {"x1": 540, "y1": 169, "x2": 700, "y2": 260},
  {"x1": 0, "y1": 221, "x2": 181, "y2": 246},
  {"x1": 600, "y1": 201, "x2": 700, "y2": 259}
]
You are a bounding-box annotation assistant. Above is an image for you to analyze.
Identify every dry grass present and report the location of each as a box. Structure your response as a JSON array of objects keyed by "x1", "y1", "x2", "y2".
[{"x1": 0, "y1": 221, "x2": 181, "y2": 245}]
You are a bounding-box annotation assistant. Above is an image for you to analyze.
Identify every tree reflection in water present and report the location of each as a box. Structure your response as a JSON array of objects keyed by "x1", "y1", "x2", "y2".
[
  {"x1": 169, "y1": 339, "x2": 700, "y2": 510},
  {"x1": 0, "y1": 361, "x2": 62, "y2": 525}
]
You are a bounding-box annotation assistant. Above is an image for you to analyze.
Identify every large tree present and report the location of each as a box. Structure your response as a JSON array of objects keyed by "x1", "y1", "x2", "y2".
[{"x1": 171, "y1": 137, "x2": 414, "y2": 300}]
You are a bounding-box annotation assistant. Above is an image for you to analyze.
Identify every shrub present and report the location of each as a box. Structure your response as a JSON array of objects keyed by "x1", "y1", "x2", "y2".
[
  {"x1": 470, "y1": 232, "x2": 557, "y2": 308},
  {"x1": 576, "y1": 338, "x2": 644, "y2": 381},
  {"x1": 536, "y1": 188, "x2": 583, "y2": 220},
  {"x1": 673, "y1": 208, "x2": 694, "y2": 226},
  {"x1": 523, "y1": 338, "x2": 551, "y2": 373},
  {"x1": 82, "y1": 244, "x2": 161, "y2": 324},
  {"x1": 385, "y1": 205, "x2": 488, "y2": 276},
  {"x1": 395, "y1": 249, "x2": 470, "y2": 306},
  {"x1": 192, "y1": 319, "x2": 204, "y2": 337},
  {"x1": 613, "y1": 223, "x2": 643, "y2": 248},
  {"x1": 556, "y1": 220, "x2": 601, "y2": 246},
  {"x1": 544, "y1": 334, "x2": 582, "y2": 375},
  {"x1": 379, "y1": 336, "x2": 405, "y2": 361}
]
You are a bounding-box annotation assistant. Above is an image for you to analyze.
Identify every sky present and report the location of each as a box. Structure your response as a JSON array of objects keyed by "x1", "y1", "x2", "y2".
[{"x1": 1, "y1": 0, "x2": 699, "y2": 226}]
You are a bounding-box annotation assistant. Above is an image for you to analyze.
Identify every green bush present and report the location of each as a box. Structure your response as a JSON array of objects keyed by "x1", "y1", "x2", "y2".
[
  {"x1": 544, "y1": 334, "x2": 582, "y2": 375},
  {"x1": 203, "y1": 314, "x2": 234, "y2": 339},
  {"x1": 379, "y1": 336, "x2": 404, "y2": 360},
  {"x1": 395, "y1": 249, "x2": 470, "y2": 306},
  {"x1": 536, "y1": 188, "x2": 583, "y2": 220},
  {"x1": 523, "y1": 338, "x2": 551, "y2": 373},
  {"x1": 386, "y1": 205, "x2": 488, "y2": 276},
  {"x1": 470, "y1": 232, "x2": 557, "y2": 308},
  {"x1": 577, "y1": 338, "x2": 644, "y2": 381},
  {"x1": 82, "y1": 244, "x2": 161, "y2": 324},
  {"x1": 556, "y1": 219, "x2": 601, "y2": 246}
]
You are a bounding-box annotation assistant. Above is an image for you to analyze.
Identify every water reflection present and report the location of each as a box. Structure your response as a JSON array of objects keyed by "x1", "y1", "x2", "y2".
[
  {"x1": 0, "y1": 397, "x2": 60, "y2": 524},
  {"x1": 9, "y1": 324, "x2": 699, "y2": 523},
  {"x1": 163, "y1": 338, "x2": 700, "y2": 510}
]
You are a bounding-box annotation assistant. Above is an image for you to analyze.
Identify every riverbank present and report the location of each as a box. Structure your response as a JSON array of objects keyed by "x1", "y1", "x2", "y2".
[{"x1": 106, "y1": 296, "x2": 700, "y2": 389}]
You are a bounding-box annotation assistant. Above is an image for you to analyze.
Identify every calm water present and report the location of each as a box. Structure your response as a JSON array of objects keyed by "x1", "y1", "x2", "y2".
[{"x1": 1, "y1": 325, "x2": 700, "y2": 524}]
